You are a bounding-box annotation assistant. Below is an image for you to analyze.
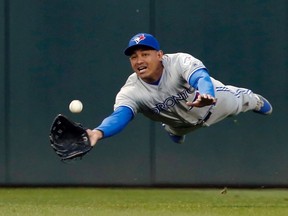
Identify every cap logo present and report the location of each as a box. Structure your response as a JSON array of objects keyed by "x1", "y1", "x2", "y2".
[{"x1": 133, "y1": 34, "x2": 146, "y2": 44}]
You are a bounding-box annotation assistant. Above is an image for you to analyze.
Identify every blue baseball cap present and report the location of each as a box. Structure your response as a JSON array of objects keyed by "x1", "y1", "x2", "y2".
[{"x1": 124, "y1": 33, "x2": 160, "y2": 56}]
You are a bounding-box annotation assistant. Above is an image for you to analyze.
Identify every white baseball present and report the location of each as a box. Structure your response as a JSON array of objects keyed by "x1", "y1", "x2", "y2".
[{"x1": 69, "y1": 100, "x2": 83, "y2": 113}]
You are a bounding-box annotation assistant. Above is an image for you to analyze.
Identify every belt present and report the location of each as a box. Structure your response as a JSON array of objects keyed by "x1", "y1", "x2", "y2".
[
  {"x1": 197, "y1": 111, "x2": 212, "y2": 125},
  {"x1": 203, "y1": 111, "x2": 212, "y2": 122}
]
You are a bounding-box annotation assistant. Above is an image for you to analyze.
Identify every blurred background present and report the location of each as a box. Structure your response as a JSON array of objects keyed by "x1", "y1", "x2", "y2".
[{"x1": 0, "y1": 0, "x2": 287, "y2": 187}]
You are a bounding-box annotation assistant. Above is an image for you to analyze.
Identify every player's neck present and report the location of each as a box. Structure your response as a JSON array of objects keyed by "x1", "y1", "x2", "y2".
[{"x1": 149, "y1": 75, "x2": 162, "y2": 85}]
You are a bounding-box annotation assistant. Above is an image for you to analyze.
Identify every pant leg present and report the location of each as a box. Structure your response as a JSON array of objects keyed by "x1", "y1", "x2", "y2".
[
  {"x1": 205, "y1": 78, "x2": 258, "y2": 126},
  {"x1": 163, "y1": 78, "x2": 258, "y2": 135}
]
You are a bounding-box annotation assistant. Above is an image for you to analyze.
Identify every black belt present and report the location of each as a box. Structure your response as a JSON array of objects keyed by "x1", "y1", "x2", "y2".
[
  {"x1": 203, "y1": 111, "x2": 212, "y2": 122},
  {"x1": 197, "y1": 111, "x2": 212, "y2": 125}
]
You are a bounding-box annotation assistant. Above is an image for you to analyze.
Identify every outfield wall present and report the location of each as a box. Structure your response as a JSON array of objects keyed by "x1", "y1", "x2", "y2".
[{"x1": 0, "y1": 0, "x2": 287, "y2": 187}]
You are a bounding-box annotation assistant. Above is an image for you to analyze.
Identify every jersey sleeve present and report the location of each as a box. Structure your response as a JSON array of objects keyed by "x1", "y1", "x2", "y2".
[
  {"x1": 175, "y1": 53, "x2": 207, "y2": 81},
  {"x1": 113, "y1": 74, "x2": 139, "y2": 115},
  {"x1": 114, "y1": 91, "x2": 138, "y2": 115}
]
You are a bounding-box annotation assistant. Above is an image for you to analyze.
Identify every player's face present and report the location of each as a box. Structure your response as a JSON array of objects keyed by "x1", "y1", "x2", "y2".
[{"x1": 129, "y1": 48, "x2": 163, "y2": 83}]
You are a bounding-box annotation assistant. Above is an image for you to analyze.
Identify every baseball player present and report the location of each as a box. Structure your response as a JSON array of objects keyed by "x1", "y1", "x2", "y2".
[{"x1": 87, "y1": 33, "x2": 273, "y2": 145}]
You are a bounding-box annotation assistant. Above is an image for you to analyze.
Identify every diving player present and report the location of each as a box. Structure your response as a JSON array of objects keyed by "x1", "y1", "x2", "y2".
[{"x1": 87, "y1": 33, "x2": 272, "y2": 145}]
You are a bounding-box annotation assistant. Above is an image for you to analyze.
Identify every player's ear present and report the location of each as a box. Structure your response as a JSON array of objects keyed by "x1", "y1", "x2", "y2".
[{"x1": 157, "y1": 50, "x2": 163, "y2": 58}]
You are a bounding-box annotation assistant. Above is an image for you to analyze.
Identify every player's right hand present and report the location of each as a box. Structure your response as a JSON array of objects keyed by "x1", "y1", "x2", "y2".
[
  {"x1": 86, "y1": 129, "x2": 103, "y2": 146},
  {"x1": 186, "y1": 94, "x2": 217, "y2": 108}
]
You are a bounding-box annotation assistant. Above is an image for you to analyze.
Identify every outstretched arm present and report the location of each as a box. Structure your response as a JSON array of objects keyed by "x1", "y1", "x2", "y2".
[
  {"x1": 87, "y1": 106, "x2": 134, "y2": 146},
  {"x1": 186, "y1": 68, "x2": 216, "y2": 107}
]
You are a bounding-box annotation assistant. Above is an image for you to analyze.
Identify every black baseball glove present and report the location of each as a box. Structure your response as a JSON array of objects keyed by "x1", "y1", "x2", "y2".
[{"x1": 49, "y1": 114, "x2": 92, "y2": 161}]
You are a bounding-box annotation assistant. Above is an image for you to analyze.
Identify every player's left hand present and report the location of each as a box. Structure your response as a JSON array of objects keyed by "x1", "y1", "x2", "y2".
[
  {"x1": 49, "y1": 114, "x2": 93, "y2": 161},
  {"x1": 186, "y1": 94, "x2": 216, "y2": 108}
]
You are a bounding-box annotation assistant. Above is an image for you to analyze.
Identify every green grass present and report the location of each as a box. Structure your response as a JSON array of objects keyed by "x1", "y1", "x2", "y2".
[{"x1": 0, "y1": 188, "x2": 288, "y2": 216}]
